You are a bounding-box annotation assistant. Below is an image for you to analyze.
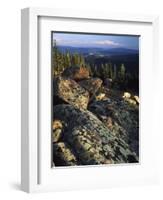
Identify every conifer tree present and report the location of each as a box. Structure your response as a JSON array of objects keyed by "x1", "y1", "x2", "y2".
[
  {"x1": 109, "y1": 63, "x2": 113, "y2": 79},
  {"x1": 113, "y1": 64, "x2": 117, "y2": 80},
  {"x1": 101, "y1": 63, "x2": 105, "y2": 78},
  {"x1": 119, "y1": 63, "x2": 126, "y2": 80},
  {"x1": 103, "y1": 63, "x2": 109, "y2": 78}
]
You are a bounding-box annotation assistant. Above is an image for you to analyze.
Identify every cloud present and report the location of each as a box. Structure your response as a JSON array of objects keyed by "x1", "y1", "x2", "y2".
[
  {"x1": 56, "y1": 40, "x2": 87, "y2": 46},
  {"x1": 55, "y1": 40, "x2": 122, "y2": 47},
  {"x1": 53, "y1": 35, "x2": 122, "y2": 47},
  {"x1": 94, "y1": 40, "x2": 121, "y2": 46}
]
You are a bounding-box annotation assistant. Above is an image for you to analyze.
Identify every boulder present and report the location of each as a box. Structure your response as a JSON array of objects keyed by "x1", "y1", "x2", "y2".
[
  {"x1": 53, "y1": 129, "x2": 62, "y2": 143},
  {"x1": 95, "y1": 93, "x2": 106, "y2": 101},
  {"x1": 134, "y1": 95, "x2": 140, "y2": 104},
  {"x1": 53, "y1": 76, "x2": 89, "y2": 109},
  {"x1": 122, "y1": 92, "x2": 131, "y2": 99},
  {"x1": 53, "y1": 104, "x2": 138, "y2": 166},
  {"x1": 88, "y1": 98, "x2": 139, "y2": 156},
  {"x1": 53, "y1": 142, "x2": 77, "y2": 166},
  {"x1": 78, "y1": 78, "x2": 103, "y2": 97},
  {"x1": 52, "y1": 120, "x2": 63, "y2": 130},
  {"x1": 124, "y1": 98, "x2": 137, "y2": 105},
  {"x1": 62, "y1": 66, "x2": 89, "y2": 81},
  {"x1": 52, "y1": 120, "x2": 63, "y2": 143}
]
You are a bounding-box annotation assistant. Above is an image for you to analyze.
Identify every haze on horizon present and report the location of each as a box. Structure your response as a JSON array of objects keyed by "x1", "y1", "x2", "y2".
[{"x1": 52, "y1": 32, "x2": 139, "y2": 50}]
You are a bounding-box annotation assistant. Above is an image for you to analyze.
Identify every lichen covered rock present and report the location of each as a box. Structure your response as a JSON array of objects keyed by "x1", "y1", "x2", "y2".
[
  {"x1": 52, "y1": 120, "x2": 63, "y2": 142},
  {"x1": 53, "y1": 76, "x2": 89, "y2": 109},
  {"x1": 78, "y1": 78, "x2": 103, "y2": 96},
  {"x1": 134, "y1": 95, "x2": 139, "y2": 104},
  {"x1": 53, "y1": 142, "x2": 77, "y2": 166},
  {"x1": 88, "y1": 98, "x2": 139, "y2": 156},
  {"x1": 53, "y1": 104, "x2": 138, "y2": 166}
]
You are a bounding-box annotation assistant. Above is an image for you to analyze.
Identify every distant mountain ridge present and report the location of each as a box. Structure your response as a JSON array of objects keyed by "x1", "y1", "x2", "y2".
[{"x1": 56, "y1": 46, "x2": 139, "y2": 56}]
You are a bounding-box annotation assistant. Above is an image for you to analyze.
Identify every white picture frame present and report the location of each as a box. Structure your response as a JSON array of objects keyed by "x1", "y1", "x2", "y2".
[{"x1": 21, "y1": 7, "x2": 159, "y2": 193}]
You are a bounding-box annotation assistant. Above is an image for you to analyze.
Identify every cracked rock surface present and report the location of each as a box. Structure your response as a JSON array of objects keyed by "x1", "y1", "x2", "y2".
[
  {"x1": 53, "y1": 104, "x2": 138, "y2": 166},
  {"x1": 52, "y1": 66, "x2": 139, "y2": 167}
]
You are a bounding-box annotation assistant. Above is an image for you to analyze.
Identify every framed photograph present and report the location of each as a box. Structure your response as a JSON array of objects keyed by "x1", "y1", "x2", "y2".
[{"x1": 21, "y1": 8, "x2": 159, "y2": 193}]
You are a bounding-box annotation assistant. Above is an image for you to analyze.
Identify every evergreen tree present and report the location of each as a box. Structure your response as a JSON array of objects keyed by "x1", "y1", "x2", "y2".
[
  {"x1": 79, "y1": 54, "x2": 85, "y2": 66},
  {"x1": 101, "y1": 63, "x2": 105, "y2": 78},
  {"x1": 109, "y1": 63, "x2": 113, "y2": 79},
  {"x1": 52, "y1": 39, "x2": 59, "y2": 75},
  {"x1": 113, "y1": 64, "x2": 117, "y2": 80},
  {"x1": 94, "y1": 65, "x2": 100, "y2": 77},
  {"x1": 74, "y1": 53, "x2": 79, "y2": 66},
  {"x1": 119, "y1": 63, "x2": 126, "y2": 80},
  {"x1": 104, "y1": 63, "x2": 108, "y2": 78},
  {"x1": 85, "y1": 63, "x2": 92, "y2": 76},
  {"x1": 65, "y1": 52, "x2": 71, "y2": 67}
]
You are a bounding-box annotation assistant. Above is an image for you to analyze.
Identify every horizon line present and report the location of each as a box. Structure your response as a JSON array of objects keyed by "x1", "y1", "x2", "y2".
[{"x1": 53, "y1": 44, "x2": 139, "y2": 50}]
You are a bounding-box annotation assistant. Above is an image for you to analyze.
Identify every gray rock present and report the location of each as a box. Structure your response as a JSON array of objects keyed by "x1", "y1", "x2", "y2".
[
  {"x1": 88, "y1": 98, "x2": 139, "y2": 156},
  {"x1": 53, "y1": 104, "x2": 138, "y2": 166},
  {"x1": 53, "y1": 76, "x2": 89, "y2": 109},
  {"x1": 53, "y1": 142, "x2": 77, "y2": 166},
  {"x1": 52, "y1": 120, "x2": 63, "y2": 142},
  {"x1": 78, "y1": 78, "x2": 103, "y2": 96},
  {"x1": 53, "y1": 129, "x2": 62, "y2": 143},
  {"x1": 134, "y1": 95, "x2": 139, "y2": 104}
]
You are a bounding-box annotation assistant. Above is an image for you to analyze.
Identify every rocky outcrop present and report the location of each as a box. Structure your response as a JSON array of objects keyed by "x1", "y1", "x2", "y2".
[
  {"x1": 134, "y1": 95, "x2": 139, "y2": 104},
  {"x1": 53, "y1": 76, "x2": 89, "y2": 109},
  {"x1": 53, "y1": 104, "x2": 138, "y2": 166},
  {"x1": 95, "y1": 93, "x2": 106, "y2": 101},
  {"x1": 52, "y1": 66, "x2": 139, "y2": 167},
  {"x1": 78, "y1": 78, "x2": 103, "y2": 99},
  {"x1": 52, "y1": 120, "x2": 63, "y2": 142},
  {"x1": 88, "y1": 98, "x2": 139, "y2": 155},
  {"x1": 122, "y1": 92, "x2": 139, "y2": 105},
  {"x1": 62, "y1": 66, "x2": 90, "y2": 81},
  {"x1": 53, "y1": 142, "x2": 77, "y2": 166},
  {"x1": 122, "y1": 92, "x2": 131, "y2": 99}
]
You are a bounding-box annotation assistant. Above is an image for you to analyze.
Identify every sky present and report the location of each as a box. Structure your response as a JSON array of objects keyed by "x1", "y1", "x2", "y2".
[{"x1": 52, "y1": 32, "x2": 139, "y2": 50}]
